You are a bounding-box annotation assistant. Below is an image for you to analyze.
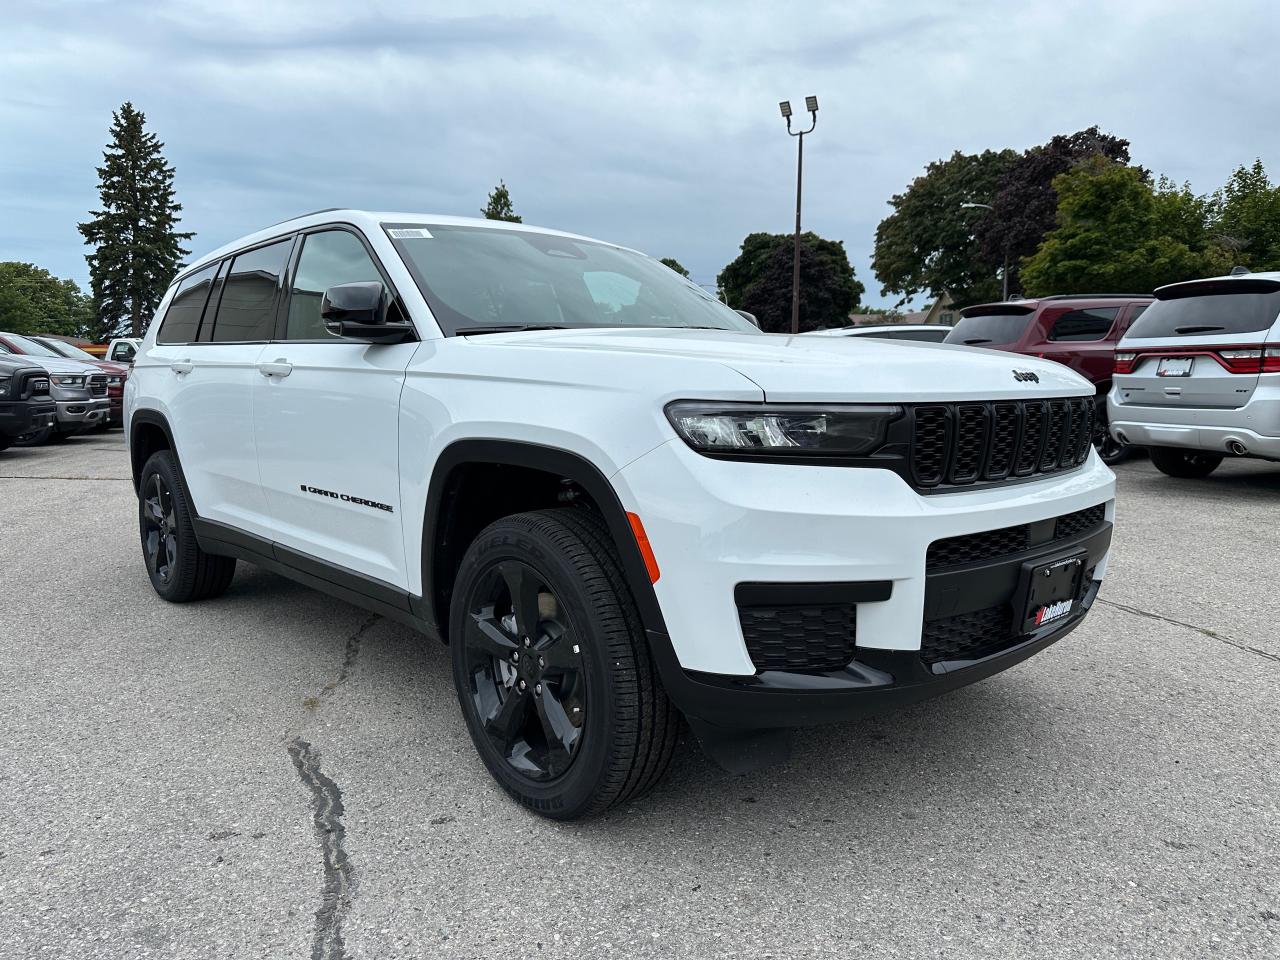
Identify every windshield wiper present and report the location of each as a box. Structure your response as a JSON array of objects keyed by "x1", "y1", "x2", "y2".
[
  {"x1": 963, "y1": 337, "x2": 992, "y2": 345},
  {"x1": 459, "y1": 324, "x2": 568, "y2": 336},
  {"x1": 1174, "y1": 324, "x2": 1225, "y2": 335}
]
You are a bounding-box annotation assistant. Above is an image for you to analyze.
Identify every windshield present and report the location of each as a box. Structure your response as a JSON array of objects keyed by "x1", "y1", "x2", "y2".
[
  {"x1": 945, "y1": 313, "x2": 1033, "y2": 347},
  {"x1": 34, "y1": 338, "x2": 97, "y2": 361},
  {"x1": 1127, "y1": 281, "x2": 1280, "y2": 339},
  {"x1": 387, "y1": 224, "x2": 756, "y2": 335},
  {"x1": 3, "y1": 333, "x2": 62, "y2": 357}
]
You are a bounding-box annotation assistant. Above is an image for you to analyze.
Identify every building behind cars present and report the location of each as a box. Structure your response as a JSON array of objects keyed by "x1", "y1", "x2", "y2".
[
  {"x1": 1108, "y1": 270, "x2": 1280, "y2": 477},
  {"x1": 944, "y1": 294, "x2": 1154, "y2": 463}
]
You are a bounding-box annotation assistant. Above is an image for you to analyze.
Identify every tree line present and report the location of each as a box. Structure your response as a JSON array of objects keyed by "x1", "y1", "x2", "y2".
[{"x1": 3, "y1": 112, "x2": 1277, "y2": 340}]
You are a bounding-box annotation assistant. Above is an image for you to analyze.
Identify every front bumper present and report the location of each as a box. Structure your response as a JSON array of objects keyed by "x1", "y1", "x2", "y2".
[
  {"x1": 54, "y1": 398, "x2": 111, "y2": 431},
  {"x1": 614, "y1": 439, "x2": 1116, "y2": 727},
  {"x1": 0, "y1": 400, "x2": 57, "y2": 439}
]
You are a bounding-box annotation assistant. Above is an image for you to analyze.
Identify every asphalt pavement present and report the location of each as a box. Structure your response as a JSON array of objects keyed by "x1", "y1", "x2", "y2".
[{"x1": 1, "y1": 433, "x2": 1276, "y2": 959}]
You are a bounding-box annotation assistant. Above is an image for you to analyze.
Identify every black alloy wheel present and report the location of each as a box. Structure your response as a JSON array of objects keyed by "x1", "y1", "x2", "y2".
[
  {"x1": 1092, "y1": 400, "x2": 1129, "y2": 465},
  {"x1": 461, "y1": 560, "x2": 588, "y2": 781},
  {"x1": 449, "y1": 509, "x2": 679, "y2": 819},
  {"x1": 142, "y1": 472, "x2": 179, "y2": 586}
]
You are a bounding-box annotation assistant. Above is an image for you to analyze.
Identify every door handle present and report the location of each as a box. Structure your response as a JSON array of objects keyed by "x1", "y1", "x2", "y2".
[
  {"x1": 170, "y1": 360, "x2": 193, "y2": 375},
  {"x1": 258, "y1": 359, "x2": 293, "y2": 379}
]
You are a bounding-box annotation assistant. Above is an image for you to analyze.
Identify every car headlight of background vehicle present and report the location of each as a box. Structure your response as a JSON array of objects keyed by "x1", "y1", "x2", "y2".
[
  {"x1": 51, "y1": 375, "x2": 87, "y2": 386},
  {"x1": 107, "y1": 376, "x2": 123, "y2": 386},
  {"x1": 665, "y1": 402, "x2": 903, "y2": 459}
]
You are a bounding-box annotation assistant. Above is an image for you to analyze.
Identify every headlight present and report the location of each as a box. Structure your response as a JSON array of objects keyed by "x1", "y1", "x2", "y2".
[
  {"x1": 52, "y1": 375, "x2": 86, "y2": 386},
  {"x1": 665, "y1": 402, "x2": 902, "y2": 459},
  {"x1": 107, "y1": 376, "x2": 123, "y2": 385}
]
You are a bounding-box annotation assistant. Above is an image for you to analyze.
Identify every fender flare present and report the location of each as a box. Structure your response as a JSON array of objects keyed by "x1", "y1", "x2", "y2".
[
  {"x1": 128, "y1": 408, "x2": 182, "y2": 493},
  {"x1": 419, "y1": 438, "x2": 670, "y2": 641}
]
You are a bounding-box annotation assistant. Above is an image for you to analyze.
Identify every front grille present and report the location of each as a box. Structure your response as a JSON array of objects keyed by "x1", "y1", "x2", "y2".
[
  {"x1": 911, "y1": 398, "x2": 1093, "y2": 490},
  {"x1": 88, "y1": 375, "x2": 108, "y2": 397},
  {"x1": 926, "y1": 503, "x2": 1108, "y2": 572},
  {"x1": 921, "y1": 604, "x2": 1015, "y2": 664},
  {"x1": 739, "y1": 604, "x2": 857, "y2": 673},
  {"x1": 19, "y1": 372, "x2": 50, "y2": 399}
]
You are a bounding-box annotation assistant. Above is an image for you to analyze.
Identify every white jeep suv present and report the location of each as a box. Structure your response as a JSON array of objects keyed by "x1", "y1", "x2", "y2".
[
  {"x1": 125, "y1": 210, "x2": 1116, "y2": 819},
  {"x1": 1109, "y1": 270, "x2": 1280, "y2": 478}
]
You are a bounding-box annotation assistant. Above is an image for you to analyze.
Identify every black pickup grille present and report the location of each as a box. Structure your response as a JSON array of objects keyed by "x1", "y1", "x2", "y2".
[
  {"x1": 17, "y1": 371, "x2": 50, "y2": 399},
  {"x1": 739, "y1": 603, "x2": 857, "y2": 673},
  {"x1": 909, "y1": 398, "x2": 1093, "y2": 490},
  {"x1": 88, "y1": 374, "x2": 108, "y2": 397},
  {"x1": 926, "y1": 503, "x2": 1108, "y2": 572}
]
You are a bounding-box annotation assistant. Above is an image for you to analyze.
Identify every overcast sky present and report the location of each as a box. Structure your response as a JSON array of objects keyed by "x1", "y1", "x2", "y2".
[{"x1": 2, "y1": 0, "x2": 1277, "y2": 308}]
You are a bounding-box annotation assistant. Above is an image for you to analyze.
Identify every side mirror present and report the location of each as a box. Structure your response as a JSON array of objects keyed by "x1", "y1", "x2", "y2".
[
  {"x1": 321, "y1": 282, "x2": 415, "y2": 344},
  {"x1": 735, "y1": 309, "x2": 760, "y2": 328}
]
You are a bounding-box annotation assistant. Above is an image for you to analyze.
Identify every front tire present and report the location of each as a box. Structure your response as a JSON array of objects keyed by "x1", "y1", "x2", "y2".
[
  {"x1": 138, "y1": 450, "x2": 236, "y2": 602},
  {"x1": 1148, "y1": 446, "x2": 1222, "y2": 479},
  {"x1": 449, "y1": 508, "x2": 678, "y2": 820},
  {"x1": 1092, "y1": 399, "x2": 1130, "y2": 465}
]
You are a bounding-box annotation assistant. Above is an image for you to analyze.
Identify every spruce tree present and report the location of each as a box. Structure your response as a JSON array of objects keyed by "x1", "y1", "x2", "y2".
[
  {"x1": 78, "y1": 102, "x2": 193, "y2": 338},
  {"x1": 481, "y1": 180, "x2": 523, "y2": 222}
]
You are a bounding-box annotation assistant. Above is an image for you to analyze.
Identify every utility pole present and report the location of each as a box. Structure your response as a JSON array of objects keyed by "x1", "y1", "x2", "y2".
[{"x1": 960, "y1": 201, "x2": 1008, "y2": 301}]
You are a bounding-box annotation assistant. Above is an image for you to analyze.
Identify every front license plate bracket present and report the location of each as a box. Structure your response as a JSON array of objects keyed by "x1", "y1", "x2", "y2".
[{"x1": 1016, "y1": 552, "x2": 1087, "y2": 635}]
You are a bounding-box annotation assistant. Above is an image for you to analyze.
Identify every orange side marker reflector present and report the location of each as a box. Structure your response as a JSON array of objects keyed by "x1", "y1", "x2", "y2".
[{"x1": 626, "y1": 512, "x2": 661, "y2": 584}]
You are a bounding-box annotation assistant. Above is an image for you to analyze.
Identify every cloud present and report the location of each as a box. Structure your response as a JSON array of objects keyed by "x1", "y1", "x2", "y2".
[{"x1": 1, "y1": 0, "x2": 1277, "y2": 304}]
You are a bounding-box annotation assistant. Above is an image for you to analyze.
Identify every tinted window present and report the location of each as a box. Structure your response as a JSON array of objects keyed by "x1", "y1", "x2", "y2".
[
  {"x1": 286, "y1": 231, "x2": 383, "y2": 340},
  {"x1": 1047, "y1": 307, "x2": 1118, "y2": 342},
  {"x1": 158, "y1": 264, "x2": 218, "y2": 343},
  {"x1": 1126, "y1": 304, "x2": 1148, "y2": 327},
  {"x1": 208, "y1": 239, "x2": 292, "y2": 342},
  {"x1": 1127, "y1": 281, "x2": 1280, "y2": 339},
  {"x1": 944, "y1": 312, "x2": 1033, "y2": 346}
]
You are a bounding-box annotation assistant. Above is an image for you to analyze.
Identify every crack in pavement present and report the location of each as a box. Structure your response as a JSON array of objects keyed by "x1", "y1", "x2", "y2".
[
  {"x1": 1098, "y1": 597, "x2": 1280, "y2": 664},
  {"x1": 283, "y1": 613, "x2": 379, "y2": 960},
  {"x1": 288, "y1": 738, "x2": 355, "y2": 960}
]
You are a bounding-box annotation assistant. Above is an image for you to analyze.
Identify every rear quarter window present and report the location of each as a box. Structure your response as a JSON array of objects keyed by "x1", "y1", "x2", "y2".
[
  {"x1": 1128, "y1": 281, "x2": 1280, "y2": 339},
  {"x1": 1047, "y1": 307, "x2": 1118, "y2": 342},
  {"x1": 156, "y1": 264, "x2": 218, "y2": 344}
]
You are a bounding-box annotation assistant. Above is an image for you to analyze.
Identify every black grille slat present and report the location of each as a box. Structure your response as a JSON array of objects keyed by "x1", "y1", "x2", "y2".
[
  {"x1": 1041, "y1": 399, "x2": 1069, "y2": 471},
  {"x1": 926, "y1": 503, "x2": 1108, "y2": 572},
  {"x1": 948, "y1": 405, "x2": 988, "y2": 484},
  {"x1": 984, "y1": 402, "x2": 1020, "y2": 480},
  {"x1": 911, "y1": 407, "x2": 950, "y2": 487},
  {"x1": 739, "y1": 604, "x2": 857, "y2": 673},
  {"x1": 1014, "y1": 402, "x2": 1045, "y2": 476}
]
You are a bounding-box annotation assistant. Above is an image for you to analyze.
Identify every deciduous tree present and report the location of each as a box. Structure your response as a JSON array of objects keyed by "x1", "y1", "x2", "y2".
[
  {"x1": 658, "y1": 257, "x2": 689, "y2": 277},
  {"x1": 0, "y1": 262, "x2": 95, "y2": 337}
]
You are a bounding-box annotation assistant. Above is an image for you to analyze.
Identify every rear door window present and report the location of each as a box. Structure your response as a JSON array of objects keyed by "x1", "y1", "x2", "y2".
[
  {"x1": 157, "y1": 264, "x2": 218, "y2": 344},
  {"x1": 1127, "y1": 281, "x2": 1280, "y2": 339},
  {"x1": 207, "y1": 239, "x2": 293, "y2": 342},
  {"x1": 944, "y1": 312, "x2": 1033, "y2": 347},
  {"x1": 1047, "y1": 307, "x2": 1118, "y2": 342}
]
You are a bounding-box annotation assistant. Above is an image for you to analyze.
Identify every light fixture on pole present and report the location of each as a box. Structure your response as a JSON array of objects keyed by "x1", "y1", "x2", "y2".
[
  {"x1": 780, "y1": 95, "x2": 818, "y2": 335},
  {"x1": 960, "y1": 201, "x2": 1008, "y2": 302}
]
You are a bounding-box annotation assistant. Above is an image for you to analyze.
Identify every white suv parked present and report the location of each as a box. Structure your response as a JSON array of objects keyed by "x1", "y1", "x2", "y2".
[
  {"x1": 125, "y1": 210, "x2": 1116, "y2": 818},
  {"x1": 1109, "y1": 270, "x2": 1280, "y2": 478}
]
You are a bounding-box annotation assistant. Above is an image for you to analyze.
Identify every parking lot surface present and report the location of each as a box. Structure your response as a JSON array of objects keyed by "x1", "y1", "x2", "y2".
[{"x1": 2, "y1": 433, "x2": 1277, "y2": 959}]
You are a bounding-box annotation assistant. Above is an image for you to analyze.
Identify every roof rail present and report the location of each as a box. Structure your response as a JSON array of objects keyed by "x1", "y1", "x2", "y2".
[
  {"x1": 1038, "y1": 293, "x2": 1150, "y2": 300},
  {"x1": 265, "y1": 208, "x2": 344, "y2": 228}
]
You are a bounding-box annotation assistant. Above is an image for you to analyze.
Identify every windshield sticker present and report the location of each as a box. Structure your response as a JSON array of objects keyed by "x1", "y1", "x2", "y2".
[{"x1": 388, "y1": 227, "x2": 433, "y2": 240}]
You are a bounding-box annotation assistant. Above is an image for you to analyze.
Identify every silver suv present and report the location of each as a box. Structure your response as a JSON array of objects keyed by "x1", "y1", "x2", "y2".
[{"x1": 1109, "y1": 270, "x2": 1280, "y2": 478}]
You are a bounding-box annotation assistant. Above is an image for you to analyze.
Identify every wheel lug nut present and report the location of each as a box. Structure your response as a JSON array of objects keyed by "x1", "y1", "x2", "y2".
[
  {"x1": 538, "y1": 656, "x2": 545, "y2": 668},
  {"x1": 511, "y1": 651, "x2": 519, "y2": 663},
  {"x1": 523, "y1": 637, "x2": 531, "y2": 648},
  {"x1": 518, "y1": 679, "x2": 526, "y2": 691},
  {"x1": 534, "y1": 683, "x2": 542, "y2": 695}
]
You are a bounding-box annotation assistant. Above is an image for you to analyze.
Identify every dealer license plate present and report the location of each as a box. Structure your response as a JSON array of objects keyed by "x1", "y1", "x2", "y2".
[
  {"x1": 1020, "y1": 554, "x2": 1086, "y2": 634},
  {"x1": 1157, "y1": 357, "x2": 1193, "y2": 377}
]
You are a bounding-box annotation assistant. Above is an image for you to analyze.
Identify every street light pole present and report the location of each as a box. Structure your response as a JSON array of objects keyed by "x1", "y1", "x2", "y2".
[
  {"x1": 780, "y1": 96, "x2": 818, "y2": 335},
  {"x1": 960, "y1": 201, "x2": 1008, "y2": 301}
]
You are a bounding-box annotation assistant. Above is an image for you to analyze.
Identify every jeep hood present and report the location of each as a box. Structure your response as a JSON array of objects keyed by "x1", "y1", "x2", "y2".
[{"x1": 468, "y1": 327, "x2": 1092, "y2": 401}]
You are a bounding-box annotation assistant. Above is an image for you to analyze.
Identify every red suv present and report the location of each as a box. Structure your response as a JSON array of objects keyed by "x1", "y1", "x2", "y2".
[{"x1": 944, "y1": 294, "x2": 1154, "y2": 463}]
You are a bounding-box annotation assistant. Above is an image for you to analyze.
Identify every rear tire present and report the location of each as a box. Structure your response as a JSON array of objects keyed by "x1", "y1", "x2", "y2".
[
  {"x1": 1148, "y1": 446, "x2": 1222, "y2": 479},
  {"x1": 1092, "y1": 399, "x2": 1131, "y2": 465},
  {"x1": 138, "y1": 450, "x2": 236, "y2": 602},
  {"x1": 449, "y1": 508, "x2": 678, "y2": 820}
]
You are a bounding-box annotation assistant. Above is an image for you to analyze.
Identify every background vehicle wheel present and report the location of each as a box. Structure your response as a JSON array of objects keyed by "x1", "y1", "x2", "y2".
[
  {"x1": 138, "y1": 450, "x2": 236, "y2": 602},
  {"x1": 1148, "y1": 446, "x2": 1222, "y2": 479},
  {"x1": 449, "y1": 508, "x2": 679, "y2": 820},
  {"x1": 14, "y1": 425, "x2": 54, "y2": 446},
  {"x1": 1092, "y1": 400, "x2": 1130, "y2": 465}
]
